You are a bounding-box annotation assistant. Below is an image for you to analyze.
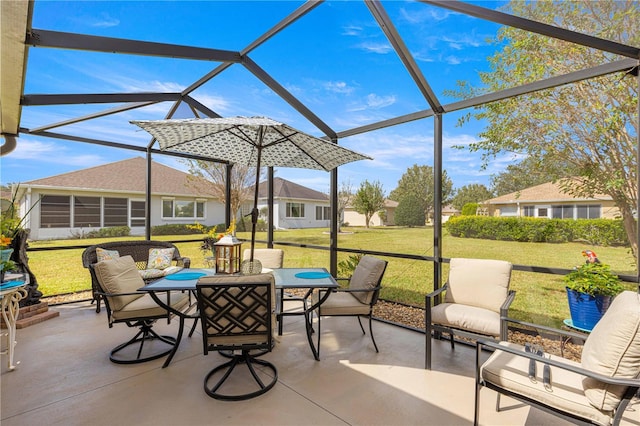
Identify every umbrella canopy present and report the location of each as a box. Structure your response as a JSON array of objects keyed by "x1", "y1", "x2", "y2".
[
  {"x1": 131, "y1": 116, "x2": 371, "y2": 171},
  {"x1": 131, "y1": 116, "x2": 371, "y2": 272}
]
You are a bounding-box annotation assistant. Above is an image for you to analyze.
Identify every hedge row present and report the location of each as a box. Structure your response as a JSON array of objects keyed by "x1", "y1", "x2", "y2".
[
  {"x1": 445, "y1": 216, "x2": 628, "y2": 246},
  {"x1": 151, "y1": 223, "x2": 226, "y2": 235}
]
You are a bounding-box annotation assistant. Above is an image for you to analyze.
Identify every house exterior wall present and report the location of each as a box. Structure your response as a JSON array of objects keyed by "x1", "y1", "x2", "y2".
[
  {"x1": 20, "y1": 187, "x2": 224, "y2": 240},
  {"x1": 255, "y1": 198, "x2": 331, "y2": 229},
  {"x1": 343, "y1": 208, "x2": 395, "y2": 227},
  {"x1": 487, "y1": 200, "x2": 620, "y2": 220}
]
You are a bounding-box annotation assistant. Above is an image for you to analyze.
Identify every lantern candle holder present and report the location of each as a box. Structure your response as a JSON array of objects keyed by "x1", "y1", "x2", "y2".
[{"x1": 213, "y1": 235, "x2": 243, "y2": 274}]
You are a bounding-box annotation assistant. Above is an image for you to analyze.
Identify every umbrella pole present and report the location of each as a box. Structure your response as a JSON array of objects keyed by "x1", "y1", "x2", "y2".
[{"x1": 250, "y1": 128, "x2": 264, "y2": 263}]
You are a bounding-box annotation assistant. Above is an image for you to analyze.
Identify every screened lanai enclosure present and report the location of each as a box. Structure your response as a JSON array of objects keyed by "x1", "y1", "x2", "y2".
[{"x1": 1, "y1": 0, "x2": 639, "y2": 300}]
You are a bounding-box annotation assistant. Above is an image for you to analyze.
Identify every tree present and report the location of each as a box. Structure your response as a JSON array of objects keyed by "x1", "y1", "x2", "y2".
[
  {"x1": 353, "y1": 180, "x2": 385, "y2": 228},
  {"x1": 451, "y1": 184, "x2": 494, "y2": 210},
  {"x1": 182, "y1": 160, "x2": 261, "y2": 228},
  {"x1": 337, "y1": 179, "x2": 354, "y2": 232},
  {"x1": 489, "y1": 156, "x2": 574, "y2": 196},
  {"x1": 389, "y1": 164, "x2": 453, "y2": 222},
  {"x1": 395, "y1": 196, "x2": 426, "y2": 227},
  {"x1": 449, "y1": 0, "x2": 639, "y2": 259}
]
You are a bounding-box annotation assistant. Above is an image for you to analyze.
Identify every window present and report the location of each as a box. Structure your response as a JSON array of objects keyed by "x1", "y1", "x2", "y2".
[
  {"x1": 576, "y1": 204, "x2": 601, "y2": 219},
  {"x1": 104, "y1": 197, "x2": 128, "y2": 226},
  {"x1": 286, "y1": 202, "x2": 305, "y2": 218},
  {"x1": 522, "y1": 206, "x2": 535, "y2": 217},
  {"x1": 130, "y1": 200, "x2": 146, "y2": 227},
  {"x1": 162, "y1": 199, "x2": 205, "y2": 219},
  {"x1": 537, "y1": 207, "x2": 549, "y2": 218},
  {"x1": 74, "y1": 196, "x2": 100, "y2": 227},
  {"x1": 499, "y1": 206, "x2": 517, "y2": 217},
  {"x1": 552, "y1": 205, "x2": 574, "y2": 219},
  {"x1": 40, "y1": 195, "x2": 71, "y2": 228},
  {"x1": 316, "y1": 206, "x2": 330, "y2": 220}
]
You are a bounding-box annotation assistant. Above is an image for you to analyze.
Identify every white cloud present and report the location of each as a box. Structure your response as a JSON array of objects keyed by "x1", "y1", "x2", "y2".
[
  {"x1": 400, "y1": 7, "x2": 453, "y2": 24},
  {"x1": 324, "y1": 81, "x2": 354, "y2": 95},
  {"x1": 92, "y1": 13, "x2": 120, "y2": 28},
  {"x1": 357, "y1": 42, "x2": 393, "y2": 54},
  {"x1": 8, "y1": 138, "x2": 105, "y2": 167},
  {"x1": 342, "y1": 25, "x2": 363, "y2": 36},
  {"x1": 365, "y1": 93, "x2": 396, "y2": 109}
]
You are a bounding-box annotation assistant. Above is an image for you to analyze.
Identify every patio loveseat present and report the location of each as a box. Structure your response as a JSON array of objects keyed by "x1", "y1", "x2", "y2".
[{"x1": 82, "y1": 240, "x2": 190, "y2": 313}]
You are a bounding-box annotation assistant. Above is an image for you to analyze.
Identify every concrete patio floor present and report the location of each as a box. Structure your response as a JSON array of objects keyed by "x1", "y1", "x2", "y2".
[{"x1": 2, "y1": 300, "x2": 637, "y2": 425}]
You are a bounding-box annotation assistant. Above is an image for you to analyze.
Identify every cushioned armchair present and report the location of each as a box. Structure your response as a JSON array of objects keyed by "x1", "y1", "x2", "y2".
[
  {"x1": 475, "y1": 290, "x2": 640, "y2": 426},
  {"x1": 242, "y1": 248, "x2": 284, "y2": 269},
  {"x1": 311, "y1": 255, "x2": 387, "y2": 356},
  {"x1": 90, "y1": 255, "x2": 190, "y2": 364},
  {"x1": 196, "y1": 274, "x2": 277, "y2": 401},
  {"x1": 426, "y1": 258, "x2": 515, "y2": 370}
]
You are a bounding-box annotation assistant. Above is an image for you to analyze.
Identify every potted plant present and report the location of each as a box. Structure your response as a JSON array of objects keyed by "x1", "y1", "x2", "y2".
[
  {"x1": 563, "y1": 251, "x2": 623, "y2": 331},
  {"x1": 0, "y1": 257, "x2": 16, "y2": 283}
]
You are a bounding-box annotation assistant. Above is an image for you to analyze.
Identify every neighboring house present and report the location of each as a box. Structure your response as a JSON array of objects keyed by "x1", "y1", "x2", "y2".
[
  {"x1": 245, "y1": 177, "x2": 331, "y2": 229},
  {"x1": 441, "y1": 204, "x2": 460, "y2": 223},
  {"x1": 15, "y1": 157, "x2": 224, "y2": 240},
  {"x1": 483, "y1": 181, "x2": 619, "y2": 220},
  {"x1": 343, "y1": 199, "x2": 398, "y2": 227}
]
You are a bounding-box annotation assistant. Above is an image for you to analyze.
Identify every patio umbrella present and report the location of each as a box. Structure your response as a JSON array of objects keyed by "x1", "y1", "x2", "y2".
[{"x1": 131, "y1": 116, "x2": 371, "y2": 273}]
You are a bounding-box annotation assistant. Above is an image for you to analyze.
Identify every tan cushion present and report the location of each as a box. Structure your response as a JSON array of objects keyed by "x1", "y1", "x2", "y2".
[
  {"x1": 581, "y1": 291, "x2": 640, "y2": 411},
  {"x1": 348, "y1": 256, "x2": 386, "y2": 304},
  {"x1": 243, "y1": 249, "x2": 284, "y2": 269},
  {"x1": 431, "y1": 303, "x2": 501, "y2": 336},
  {"x1": 147, "y1": 247, "x2": 175, "y2": 270},
  {"x1": 481, "y1": 342, "x2": 611, "y2": 426},
  {"x1": 93, "y1": 256, "x2": 144, "y2": 311},
  {"x1": 316, "y1": 291, "x2": 371, "y2": 316},
  {"x1": 444, "y1": 258, "x2": 512, "y2": 313},
  {"x1": 111, "y1": 291, "x2": 189, "y2": 322}
]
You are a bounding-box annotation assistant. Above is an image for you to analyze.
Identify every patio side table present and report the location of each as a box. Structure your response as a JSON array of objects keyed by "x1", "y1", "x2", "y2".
[{"x1": 1, "y1": 275, "x2": 28, "y2": 370}]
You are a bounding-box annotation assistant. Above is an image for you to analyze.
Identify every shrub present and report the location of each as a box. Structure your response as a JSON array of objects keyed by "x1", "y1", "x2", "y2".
[
  {"x1": 564, "y1": 262, "x2": 623, "y2": 297},
  {"x1": 74, "y1": 226, "x2": 130, "y2": 239},
  {"x1": 236, "y1": 216, "x2": 267, "y2": 232},
  {"x1": 460, "y1": 203, "x2": 478, "y2": 216},
  {"x1": 151, "y1": 223, "x2": 204, "y2": 236},
  {"x1": 445, "y1": 216, "x2": 628, "y2": 246}
]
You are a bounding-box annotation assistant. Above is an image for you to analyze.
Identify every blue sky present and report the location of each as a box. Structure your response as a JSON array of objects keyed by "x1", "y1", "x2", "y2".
[{"x1": 2, "y1": 0, "x2": 518, "y2": 195}]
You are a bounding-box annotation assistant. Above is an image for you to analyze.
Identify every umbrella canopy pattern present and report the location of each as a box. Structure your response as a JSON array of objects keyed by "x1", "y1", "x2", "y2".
[
  {"x1": 132, "y1": 116, "x2": 372, "y2": 273},
  {"x1": 131, "y1": 117, "x2": 371, "y2": 170}
]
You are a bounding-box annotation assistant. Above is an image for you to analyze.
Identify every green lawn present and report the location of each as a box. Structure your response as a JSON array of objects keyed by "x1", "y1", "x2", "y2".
[{"x1": 27, "y1": 226, "x2": 637, "y2": 328}]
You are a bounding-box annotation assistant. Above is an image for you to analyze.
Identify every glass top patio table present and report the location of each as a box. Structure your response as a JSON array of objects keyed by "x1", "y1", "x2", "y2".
[{"x1": 139, "y1": 267, "x2": 338, "y2": 364}]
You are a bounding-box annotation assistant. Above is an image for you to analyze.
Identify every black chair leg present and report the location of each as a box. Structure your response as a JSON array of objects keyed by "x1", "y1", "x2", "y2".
[
  {"x1": 356, "y1": 316, "x2": 366, "y2": 334},
  {"x1": 203, "y1": 351, "x2": 277, "y2": 401},
  {"x1": 110, "y1": 321, "x2": 176, "y2": 364},
  {"x1": 368, "y1": 315, "x2": 379, "y2": 353}
]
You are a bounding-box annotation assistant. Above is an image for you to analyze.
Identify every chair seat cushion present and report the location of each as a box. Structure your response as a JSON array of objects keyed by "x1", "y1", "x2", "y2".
[
  {"x1": 112, "y1": 291, "x2": 189, "y2": 322},
  {"x1": 481, "y1": 342, "x2": 611, "y2": 426},
  {"x1": 316, "y1": 291, "x2": 371, "y2": 316},
  {"x1": 138, "y1": 266, "x2": 183, "y2": 280},
  {"x1": 431, "y1": 303, "x2": 501, "y2": 337}
]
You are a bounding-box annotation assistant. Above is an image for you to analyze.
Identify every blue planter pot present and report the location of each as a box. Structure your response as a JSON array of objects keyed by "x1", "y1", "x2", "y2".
[{"x1": 566, "y1": 287, "x2": 612, "y2": 331}]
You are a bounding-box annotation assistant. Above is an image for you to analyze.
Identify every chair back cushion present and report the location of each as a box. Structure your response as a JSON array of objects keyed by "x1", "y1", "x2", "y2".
[
  {"x1": 197, "y1": 274, "x2": 275, "y2": 349},
  {"x1": 93, "y1": 255, "x2": 144, "y2": 311},
  {"x1": 349, "y1": 256, "x2": 387, "y2": 304},
  {"x1": 242, "y1": 248, "x2": 284, "y2": 269},
  {"x1": 444, "y1": 258, "x2": 512, "y2": 313},
  {"x1": 581, "y1": 291, "x2": 640, "y2": 411}
]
